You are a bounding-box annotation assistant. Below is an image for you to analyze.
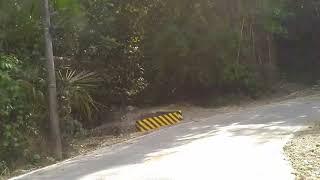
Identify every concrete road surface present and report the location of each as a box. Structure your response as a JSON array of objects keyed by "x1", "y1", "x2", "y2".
[{"x1": 12, "y1": 96, "x2": 320, "y2": 180}]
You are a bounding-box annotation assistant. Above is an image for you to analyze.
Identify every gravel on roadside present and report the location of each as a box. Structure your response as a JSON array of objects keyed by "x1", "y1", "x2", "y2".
[{"x1": 284, "y1": 125, "x2": 320, "y2": 180}]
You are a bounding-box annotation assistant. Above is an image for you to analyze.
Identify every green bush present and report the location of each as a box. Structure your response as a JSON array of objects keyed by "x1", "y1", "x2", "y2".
[
  {"x1": 0, "y1": 160, "x2": 9, "y2": 177},
  {"x1": 222, "y1": 63, "x2": 258, "y2": 93},
  {"x1": 0, "y1": 55, "x2": 34, "y2": 167}
]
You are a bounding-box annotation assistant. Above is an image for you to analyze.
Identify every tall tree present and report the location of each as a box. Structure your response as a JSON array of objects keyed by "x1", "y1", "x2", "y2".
[{"x1": 43, "y1": 0, "x2": 62, "y2": 159}]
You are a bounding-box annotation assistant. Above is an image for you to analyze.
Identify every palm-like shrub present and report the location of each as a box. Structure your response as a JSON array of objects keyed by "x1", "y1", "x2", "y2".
[{"x1": 58, "y1": 69, "x2": 100, "y2": 124}]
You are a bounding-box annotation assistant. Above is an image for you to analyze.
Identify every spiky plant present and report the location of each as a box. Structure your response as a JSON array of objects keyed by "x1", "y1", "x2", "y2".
[{"x1": 58, "y1": 69, "x2": 100, "y2": 123}]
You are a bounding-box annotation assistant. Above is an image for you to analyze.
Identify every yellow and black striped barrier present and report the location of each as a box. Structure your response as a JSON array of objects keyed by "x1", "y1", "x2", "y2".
[{"x1": 136, "y1": 111, "x2": 183, "y2": 132}]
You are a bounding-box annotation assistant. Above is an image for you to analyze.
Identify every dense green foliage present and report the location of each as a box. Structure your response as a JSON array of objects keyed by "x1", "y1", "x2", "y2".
[
  {"x1": 140, "y1": 0, "x2": 284, "y2": 99},
  {"x1": 277, "y1": 0, "x2": 320, "y2": 83},
  {"x1": 0, "y1": 0, "x2": 319, "y2": 174},
  {"x1": 0, "y1": 55, "x2": 35, "y2": 168}
]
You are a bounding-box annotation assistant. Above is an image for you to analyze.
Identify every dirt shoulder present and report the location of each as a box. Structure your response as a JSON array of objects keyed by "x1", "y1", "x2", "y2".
[{"x1": 284, "y1": 124, "x2": 320, "y2": 180}]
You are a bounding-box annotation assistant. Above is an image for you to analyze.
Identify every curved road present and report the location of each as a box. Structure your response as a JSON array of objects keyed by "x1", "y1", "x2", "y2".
[{"x1": 12, "y1": 96, "x2": 320, "y2": 180}]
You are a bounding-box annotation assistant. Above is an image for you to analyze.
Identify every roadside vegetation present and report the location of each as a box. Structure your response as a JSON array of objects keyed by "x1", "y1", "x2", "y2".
[{"x1": 1, "y1": 0, "x2": 320, "y2": 178}]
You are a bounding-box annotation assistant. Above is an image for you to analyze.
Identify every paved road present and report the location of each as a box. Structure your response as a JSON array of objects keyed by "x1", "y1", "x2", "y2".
[{"x1": 12, "y1": 96, "x2": 320, "y2": 180}]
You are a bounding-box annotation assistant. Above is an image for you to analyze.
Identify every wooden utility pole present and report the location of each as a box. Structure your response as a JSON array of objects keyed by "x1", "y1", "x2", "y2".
[{"x1": 43, "y1": 0, "x2": 62, "y2": 160}]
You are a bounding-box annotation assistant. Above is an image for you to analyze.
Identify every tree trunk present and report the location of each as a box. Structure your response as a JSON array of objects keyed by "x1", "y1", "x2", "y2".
[
  {"x1": 42, "y1": 0, "x2": 62, "y2": 160},
  {"x1": 237, "y1": 17, "x2": 245, "y2": 64}
]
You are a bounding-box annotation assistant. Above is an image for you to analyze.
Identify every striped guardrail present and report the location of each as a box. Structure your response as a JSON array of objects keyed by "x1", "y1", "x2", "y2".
[{"x1": 136, "y1": 111, "x2": 183, "y2": 132}]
